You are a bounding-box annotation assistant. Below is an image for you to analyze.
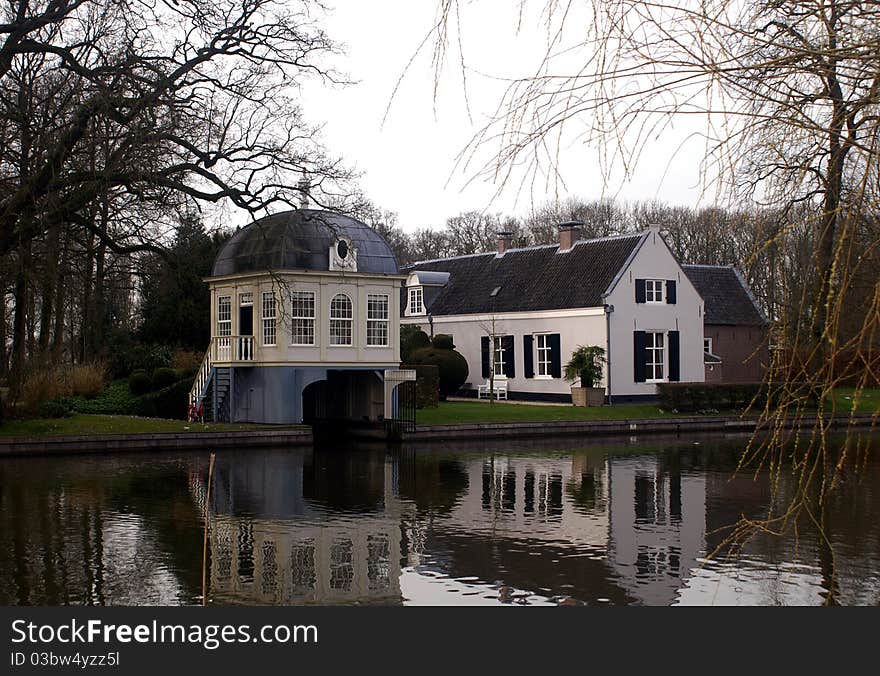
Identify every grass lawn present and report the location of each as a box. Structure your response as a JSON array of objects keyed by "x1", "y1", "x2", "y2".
[
  {"x1": 417, "y1": 388, "x2": 880, "y2": 426},
  {"x1": 830, "y1": 387, "x2": 880, "y2": 415},
  {"x1": 416, "y1": 400, "x2": 683, "y2": 425},
  {"x1": 0, "y1": 414, "x2": 293, "y2": 438}
]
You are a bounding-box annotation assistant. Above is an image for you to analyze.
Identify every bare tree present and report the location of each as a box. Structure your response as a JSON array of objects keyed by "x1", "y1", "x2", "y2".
[
  {"x1": 427, "y1": 0, "x2": 880, "y2": 579},
  {"x1": 0, "y1": 0, "x2": 358, "y2": 380}
]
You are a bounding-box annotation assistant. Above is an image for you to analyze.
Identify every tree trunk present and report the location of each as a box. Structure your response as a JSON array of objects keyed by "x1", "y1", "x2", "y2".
[
  {"x1": 50, "y1": 231, "x2": 69, "y2": 364},
  {"x1": 10, "y1": 243, "x2": 30, "y2": 387},
  {"x1": 38, "y1": 221, "x2": 62, "y2": 355}
]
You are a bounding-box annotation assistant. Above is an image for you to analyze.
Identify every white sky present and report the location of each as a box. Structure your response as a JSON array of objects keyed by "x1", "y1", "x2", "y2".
[{"x1": 302, "y1": 1, "x2": 710, "y2": 231}]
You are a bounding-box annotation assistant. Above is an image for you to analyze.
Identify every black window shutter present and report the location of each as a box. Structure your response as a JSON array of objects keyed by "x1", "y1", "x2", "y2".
[
  {"x1": 523, "y1": 335, "x2": 534, "y2": 379},
  {"x1": 549, "y1": 334, "x2": 562, "y2": 378},
  {"x1": 668, "y1": 330, "x2": 680, "y2": 381},
  {"x1": 635, "y1": 278, "x2": 646, "y2": 303},
  {"x1": 633, "y1": 331, "x2": 647, "y2": 382},
  {"x1": 502, "y1": 335, "x2": 515, "y2": 378},
  {"x1": 481, "y1": 336, "x2": 490, "y2": 378},
  {"x1": 666, "y1": 280, "x2": 677, "y2": 304}
]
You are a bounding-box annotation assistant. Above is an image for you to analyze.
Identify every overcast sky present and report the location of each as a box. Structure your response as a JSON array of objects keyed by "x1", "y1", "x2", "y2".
[{"x1": 302, "y1": 1, "x2": 709, "y2": 231}]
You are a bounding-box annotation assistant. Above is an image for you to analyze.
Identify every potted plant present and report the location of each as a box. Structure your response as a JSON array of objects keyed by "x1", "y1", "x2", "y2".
[{"x1": 564, "y1": 345, "x2": 606, "y2": 406}]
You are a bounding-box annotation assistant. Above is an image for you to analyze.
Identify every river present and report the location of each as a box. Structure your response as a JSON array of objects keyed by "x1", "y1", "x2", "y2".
[{"x1": 0, "y1": 431, "x2": 877, "y2": 605}]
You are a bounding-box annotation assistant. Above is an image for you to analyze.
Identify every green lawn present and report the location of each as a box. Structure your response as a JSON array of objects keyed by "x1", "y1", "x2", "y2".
[
  {"x1": 417, "y1": 388, "x2": 880, "y2": 426},
  {"x1": 830, "y1": 387, "x2": 880, "y2": 415},
  {"x1": 416, "y1": 400, "x2": 682, "y2": 425},
  {"x1": 0, "y1": 414, "x2": 293, "y2": 438}
]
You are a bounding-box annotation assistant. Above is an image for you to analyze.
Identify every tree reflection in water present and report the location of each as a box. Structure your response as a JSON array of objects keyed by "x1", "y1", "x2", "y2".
[{"x1": 0, "y1": 432, "x2": 878, "y2": 605}]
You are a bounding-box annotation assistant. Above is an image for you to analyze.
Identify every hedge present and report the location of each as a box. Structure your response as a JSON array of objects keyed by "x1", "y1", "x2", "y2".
[
  {"x1": 402, "y1": 363, "x2": 440, "y2": 409},
  {"x1": 407, "y1": 347, "x2": 469, "y2": 400},
  {"x1": 135, "y1": 379, "x2": 191, "y2": 420},
  {"x1": 656, "y1": 382, "x2": 820, "y2": 413}
]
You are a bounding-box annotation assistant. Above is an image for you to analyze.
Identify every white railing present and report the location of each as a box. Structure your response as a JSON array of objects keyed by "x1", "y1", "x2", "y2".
[
  {"x1": 212, "y1": 335, "x2": 255, "y2": 363},
  {"x1": 189, "y1": 342, "x2": 214, "y2": 407},
  {"x1": 237, "y1": 336, "x2": 255, "y2": 361}
]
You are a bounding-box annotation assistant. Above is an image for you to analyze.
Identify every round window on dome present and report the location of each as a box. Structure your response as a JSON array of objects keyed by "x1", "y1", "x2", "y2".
[{"x1": 336, "y1": 239, "x2": 349, "y2": 260}]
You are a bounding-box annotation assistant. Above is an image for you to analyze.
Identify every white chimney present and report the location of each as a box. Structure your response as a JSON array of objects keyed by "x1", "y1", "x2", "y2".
[{"x1": 297, "y1": 171, "x2": 310, "y2": 209}]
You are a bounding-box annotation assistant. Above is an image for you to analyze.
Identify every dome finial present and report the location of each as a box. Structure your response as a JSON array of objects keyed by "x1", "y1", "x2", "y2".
[{"x1": 297, "y1": 170, "x2": 310, "y2": 209}]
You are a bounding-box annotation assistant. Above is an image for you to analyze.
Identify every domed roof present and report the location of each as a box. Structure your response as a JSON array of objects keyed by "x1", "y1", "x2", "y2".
[{"x1": 211, "y1": 209, "x2": 399, "y2": 277}]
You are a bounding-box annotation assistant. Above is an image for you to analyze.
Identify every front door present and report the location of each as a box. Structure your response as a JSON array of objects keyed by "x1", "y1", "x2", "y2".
[{"x1": 239, "y1": 305, "x2": 253, "y2": 336}]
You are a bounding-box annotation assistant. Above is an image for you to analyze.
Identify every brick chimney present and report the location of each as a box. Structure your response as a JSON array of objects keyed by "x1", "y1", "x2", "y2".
[
  {"x1": 497, "y1": 230, "x2": 513, "y2": 255},
  {"x1": 558, "y1": 220, "x2": 582, "y2": 251}
]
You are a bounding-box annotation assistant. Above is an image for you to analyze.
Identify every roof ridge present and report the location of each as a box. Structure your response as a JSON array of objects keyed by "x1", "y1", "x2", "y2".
[
  {"x1": 682, "y1": 263, "x2": 736, "y2": 269},
  {"x1": 405, "y1": 231, "x2": 643, "y2": 267},
  {"x1": 403, "y1": 251, "x2": 495, "y2": 268}
]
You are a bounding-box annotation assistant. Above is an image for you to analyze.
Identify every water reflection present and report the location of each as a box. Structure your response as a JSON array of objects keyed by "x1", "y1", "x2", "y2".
[{"x1": 0, "y1": 433, "x2": 878, "y2": 605}]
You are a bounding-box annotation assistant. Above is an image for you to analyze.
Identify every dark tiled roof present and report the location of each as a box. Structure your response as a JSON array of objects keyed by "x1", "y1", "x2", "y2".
[
  {"x1": 211, "y1": 209, "x2": 398, "y2": 277},
  {"x1": 683, "y1": 265, "x2": 767, "y2": 326},
  {"x1": 402, "y1": 234, "x2": 643, "y2": 315}
]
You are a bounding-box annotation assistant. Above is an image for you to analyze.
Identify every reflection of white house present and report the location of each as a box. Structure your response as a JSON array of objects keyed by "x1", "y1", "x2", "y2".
[
  {"x1": 440, "y1": 455, "x2": 610, "y2": 549},
  {"x1": 607, "y1": 456, "x2": 706, "y2": 605},
  {"x1": 189, "y1": 208, "x2": 413, "y2": 426},
  {"x1": 401, "y1": 223, "x2": 706, "y2": 402}
]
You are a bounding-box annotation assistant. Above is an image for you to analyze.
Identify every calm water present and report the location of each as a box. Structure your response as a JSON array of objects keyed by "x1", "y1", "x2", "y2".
[{"x1": 1, "y1": 433, "x2": 878, "y2": 606}]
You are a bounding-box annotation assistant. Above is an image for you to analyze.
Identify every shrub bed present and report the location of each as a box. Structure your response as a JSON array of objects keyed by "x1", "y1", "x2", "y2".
[
  {"x1": 402, "y1": 363, "x2": 440, "y2": 409},
  {"x1": 135, "y1": 379, "x2": 191, "y2": 420},
  {"x1": 657, "y1": 381, "x2": 821, "y2": 413}
]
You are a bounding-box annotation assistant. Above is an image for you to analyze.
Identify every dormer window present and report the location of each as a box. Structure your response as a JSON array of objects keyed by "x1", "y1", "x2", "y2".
[
  {"x1": 329, "y1": 236, "x2": 357, "y2": 271},
  {"x1": 408, "y1": 286, "x2": 424, "y2": 315}
]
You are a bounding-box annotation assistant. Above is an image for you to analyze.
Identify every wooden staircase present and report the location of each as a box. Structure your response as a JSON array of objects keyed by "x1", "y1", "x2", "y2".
[{"x1": 189, "y1": 342, "x2": 232, "y2": 422}]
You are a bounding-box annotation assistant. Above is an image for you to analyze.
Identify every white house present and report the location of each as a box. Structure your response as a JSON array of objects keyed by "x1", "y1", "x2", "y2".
[
  {"x1": 190, "y1": 208, "x2": 414, "y2": 429},
  {"x1": 401, "y1": 223, "x2": 706, "y2": 402}
]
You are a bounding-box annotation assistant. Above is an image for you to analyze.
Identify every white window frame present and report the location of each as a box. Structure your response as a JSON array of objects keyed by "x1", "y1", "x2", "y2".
[
  {"x1": 329, "y1": 293, "x2": 353, "y2": 346},
  {"x1": 261, "y1": 291, "x2": 276, "y2": 346},
  {"x1": 704, "y1": 337, "x2": 713, "y2": 355},
  {"x1": 645, "y1": 279, "x2": 664, "y2": 304},
  {"x1": 408, "y1": 286, "x2": 424, "y2": 315},
  {"x1": 291, "y1": 291, "x2": 316, "y2": 346},
  {"x1": 646, "y1": 331, "x2": 665, "y2": 382},
  {"x1": 217, "y1": 296, "x2": 231, "y2": 337},
  {"x1": 492, "y1": 336, "x2": 506, "y2": 378},
  {"x1": 366, "y1": 294, "x2": 389, "y2": 347},
  {"x1": 239, "y1": 292, "x2": 253, "y2": 306},
  {"x1": 535, "y1": 333, "x2": 553, "y2": 378}
]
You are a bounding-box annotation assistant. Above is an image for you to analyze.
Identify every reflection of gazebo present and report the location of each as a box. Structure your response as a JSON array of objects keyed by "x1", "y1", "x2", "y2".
[{"x1": 208, "y1": 516, "x2": 402, "y2": 606}]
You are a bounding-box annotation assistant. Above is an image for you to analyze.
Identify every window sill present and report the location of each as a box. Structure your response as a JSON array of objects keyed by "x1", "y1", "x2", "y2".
[
  {"x1": 646, "y1": 379, "x2": 666, "y2": 384},
  {"x1": 534, "y1": 375, "x2": 555, "y2": 380}
]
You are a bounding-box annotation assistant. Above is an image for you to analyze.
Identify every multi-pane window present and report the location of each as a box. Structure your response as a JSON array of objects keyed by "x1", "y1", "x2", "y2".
[
  {"x1": 291, "y1": 291, "x2": 315, "y2": 345},
  {"x1": 367, "y1": 294, "x2": 389, "y2": 347},
  {"x1": 535, "y1": 334, "x2": 552, "y2": 376},
  {"x1": 645, "y1": 279, "x2": 664, "y2": 303},
  {"x1": 217, "y1": 296, "x2": 231, "y2": 336},
  {"x1": 330, "y1": 293, "x2": 353, "y2": 346},
  {"x1": 261, "y1": 291, "x2": 276, "y2": 346},
  {"x1": 646, "y1": 331, "x2": 665, "y2": 381},
  {"x1": 704, "y1": 338, "x2": 713, "y2": 354},
  {"x1": 493, "y1": 336, "x2": 505, "y2": 377},
  {"x1": 408, "y1": 287, "x2": 424, "y2": 315},
  {"x1": 239, "y1": 292, "x2": 253, "y2": 306}
]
